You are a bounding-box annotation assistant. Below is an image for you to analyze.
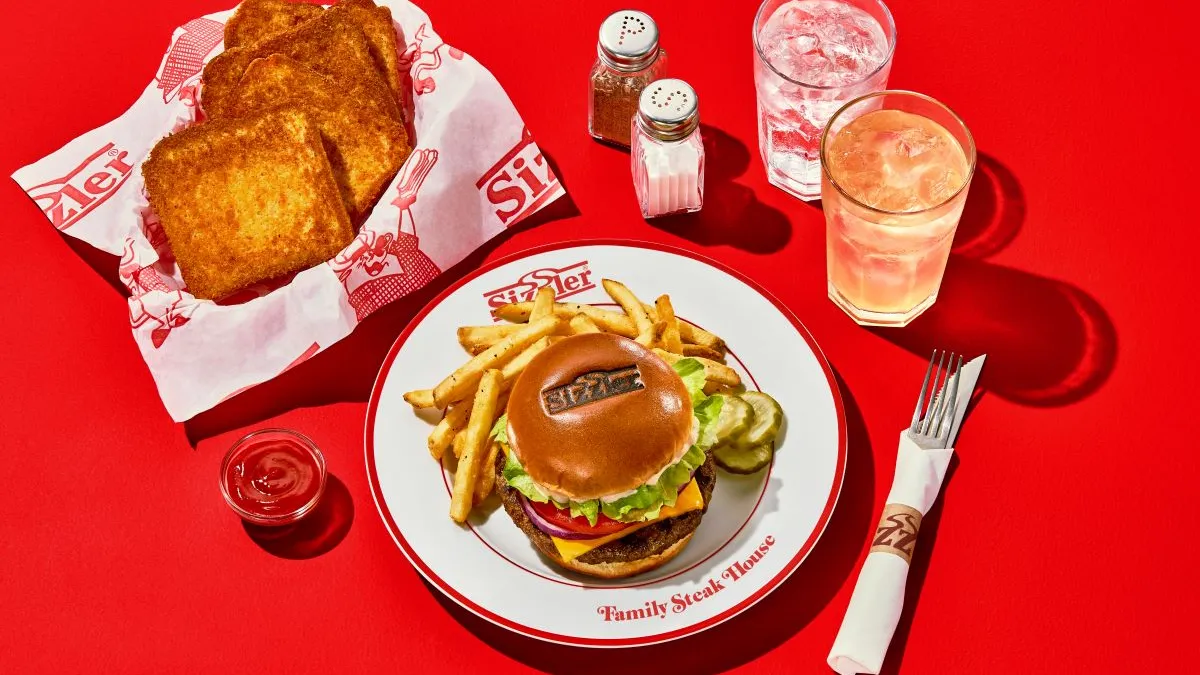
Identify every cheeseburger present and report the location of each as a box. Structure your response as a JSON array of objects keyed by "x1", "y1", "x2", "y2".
[{"x1": 492, "y1": 332, "x2": 723, "y2": 579}]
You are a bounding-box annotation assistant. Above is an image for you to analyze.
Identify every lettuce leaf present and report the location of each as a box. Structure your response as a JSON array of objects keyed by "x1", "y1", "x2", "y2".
[
  {"x1": 600, "y1": 483, "x2": 665, "y2": 521},
  {"x1": 693, "y1": 395, "x2": 724, "y2": 451},
  {"x1": 490, "y1": 413, "x2": 508, "y2": 444},
  {"x1": 569, "y1": 499, "x2": 600, "y2": 526},
  {"x1": 502, "y1": 448, "x2": 548, "y2": 503},
  {"x1": 656, "y1": 444, "x2": 706, "y2": 496},
  {"x1": 672, "y1": 358, "x2": 708, "y2": 406},
  {"x1": 599, "y1": 443, "x2": 706, "y2": 522}
]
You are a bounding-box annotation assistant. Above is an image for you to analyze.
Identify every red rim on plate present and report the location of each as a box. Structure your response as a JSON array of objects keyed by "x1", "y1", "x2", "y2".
[{"x1": 364, "y1": 239, "x2": 847, "y2": 647}]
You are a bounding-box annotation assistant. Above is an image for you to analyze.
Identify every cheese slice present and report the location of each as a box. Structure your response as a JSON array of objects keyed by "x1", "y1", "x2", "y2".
[{"x1": 550, "y1": 479, "x2": 705, "y2": 563}]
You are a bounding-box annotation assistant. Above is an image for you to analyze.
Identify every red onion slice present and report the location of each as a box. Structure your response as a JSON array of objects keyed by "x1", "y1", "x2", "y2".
[{"x1": 518, "y1": 495, "x2": 596, "y2": 540}]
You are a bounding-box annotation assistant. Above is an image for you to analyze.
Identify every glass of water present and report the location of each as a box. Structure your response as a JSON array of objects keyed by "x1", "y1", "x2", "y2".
[{"x1": 753, "y1": 0, "x2": 896, "y2": 200}]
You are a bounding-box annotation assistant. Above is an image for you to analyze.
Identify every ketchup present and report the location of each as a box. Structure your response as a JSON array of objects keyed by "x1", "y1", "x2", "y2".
[{"x1": 220, "y1": 429, "x2": 326, "y2": 525}]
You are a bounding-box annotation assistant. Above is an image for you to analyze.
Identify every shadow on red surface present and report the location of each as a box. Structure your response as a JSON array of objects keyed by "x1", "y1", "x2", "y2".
[
  {"x1": 871, "y1": 257, "x2": 1118, "y2": 407},
  {"x1": 866, "y1": 155, "x2": 1116, "y2": 407},
  {"x1": 648, "y1": 125, "x2": 793, "y2": 254},
  {"x1": 952, "y1": 154, "x2": 1025, "y2": 260},
  {"x1": 241, "y1": 474, "x2": 355, "y2": 559},
  {"x1": 424, "y1": 369, "x2": 874, "y2": 673}
]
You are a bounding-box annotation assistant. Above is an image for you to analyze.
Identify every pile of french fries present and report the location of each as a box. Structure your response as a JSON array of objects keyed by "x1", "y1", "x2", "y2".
[{"x1": 403, "y1": 279, "x2": 739, "y2": 523}]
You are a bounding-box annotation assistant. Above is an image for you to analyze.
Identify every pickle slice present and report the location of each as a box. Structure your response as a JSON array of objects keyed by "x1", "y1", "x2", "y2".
[
  {"x1": 738, "y1": 391, "x2": 783, "y2": 447},
  {"x1": 712, "y1": 441, "x2": 774, "y2": 474},
  {"x1": 711, "y1": 395, "x2": 753, "y2": 448}
]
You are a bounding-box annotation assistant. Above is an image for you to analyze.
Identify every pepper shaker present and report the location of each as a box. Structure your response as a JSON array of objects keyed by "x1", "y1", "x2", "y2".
[
  {"x1": 631, "y1": 79, "x2": 704, "y2": 218},
  {"x1": 588, "y1": 10, "x2": 667, "y2": 148}
]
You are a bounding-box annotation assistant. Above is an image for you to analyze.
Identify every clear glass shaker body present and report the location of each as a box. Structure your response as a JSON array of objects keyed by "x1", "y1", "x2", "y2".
[
  {"x1": 631, "y1": 120, "x2": 704, "y2": 218},
  {"x1": 588, "y1": 51, "x2": 668, "y2": 148}
]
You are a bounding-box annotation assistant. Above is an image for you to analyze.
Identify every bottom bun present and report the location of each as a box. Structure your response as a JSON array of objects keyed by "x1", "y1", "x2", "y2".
[{"x1": 556, "y1": 533, "x2": 695, "y2": 579}]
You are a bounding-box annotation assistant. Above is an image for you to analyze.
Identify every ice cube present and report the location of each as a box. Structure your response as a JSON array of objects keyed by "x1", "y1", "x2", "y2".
[
  {"x1": 760, "y1": 0, "x2": 889, "y2": 85},
  {"x1": 919, "y1": 167, "x2": 961, "y2": 206},
  {"x1": 895, "y1": 127, "x2": 939, "y2": 158},
  {"x1": 786, "y1": 33, "x2": 822, "y2": 55}
]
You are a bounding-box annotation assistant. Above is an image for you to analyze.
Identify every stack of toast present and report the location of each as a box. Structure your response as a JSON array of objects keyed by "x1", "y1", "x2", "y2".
[{"x1": 142, "y1": 0, "x2": 412, "y2": 300}]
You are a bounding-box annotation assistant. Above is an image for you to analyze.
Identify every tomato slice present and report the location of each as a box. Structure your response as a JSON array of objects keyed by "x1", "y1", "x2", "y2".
[{"x1": 529, "y1": 499, "x2": 631, "y2": 536}]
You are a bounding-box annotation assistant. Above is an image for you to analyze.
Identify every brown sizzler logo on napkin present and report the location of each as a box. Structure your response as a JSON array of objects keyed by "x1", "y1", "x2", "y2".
[
  {"x1": 542, "y1": 366, "x2": 644, "y2": 414},
  {"x1": 870, "y1": 504, "x2": 922, "y2": 563}
]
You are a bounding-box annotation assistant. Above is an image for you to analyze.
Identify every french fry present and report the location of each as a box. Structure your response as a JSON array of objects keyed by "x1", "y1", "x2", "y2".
[
  {"x1": 428, "y1": 401, "x2": 471, "y2": 460},
  {"x1": 433, "y1": 315, "x2": 564, "y2": 408},
  {"x1": 569, "y1": 313, "x2": 601, "y2": 335},
  {"x1": 403, "y1": 389, "x2": 436, "y2": 408},
  {"x1": 635, "y1": 323, "x2": 654, "y2": 347},
  {"x1": 637, "y1": 320, "x2": 671, "y2": 348},
  {"x1": 493, "y1": 294, "x2": 724, "y2": 350},
  {"x1": 653, "y1": 348, "x2": 741, "y2": 387},
  {"x1": 450, "y1": 370, "x2": 503, "y2": 522},
  {"x1": 474, "y1": 441, "x2": 500, "y2": 504},
  {"x1": 453, "y1": 391, "x2": 509, "y2": 458},
  {"x1": 457, "y1": 324, "x2": 522, "y2": 353},
  {"x1": 677, "y1": 319, "x2": 726, "y2": 354},
  {"x1": 494, "y1": 302, "x2": 636, "y2": 337},
  {"x1": 641, "y1": 302, "x2": 726, "y2": 354},
  {"x1": 603, "y1": 279, "x2": 653, "y2": 337},
  {"x1": 529, "y1": 285, "x2": 556, "y2": 322},
  {"x1": 705, "y1": 381, "x2": 745, "y2": 396},
  {"x1": 499, "y1": 337, "x2": 551, "y2": 389},
  {"x1": 651, "y1": 321, "x2": 673, "y2": 350},
  {"x1": 653, "y1": 295, "x2": 683, "y2": 353},
  {"x1": 682, "y1": 344, "x2": 725, "y2": 362}
]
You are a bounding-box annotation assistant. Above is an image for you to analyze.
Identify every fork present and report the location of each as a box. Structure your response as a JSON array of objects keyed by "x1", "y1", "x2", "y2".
[
  {"x1": 908, "y1": 350, "x2": 964, "y2": 451},
  {"x1": 829, "y1": 349, "x2": 981, "y2": 675}
]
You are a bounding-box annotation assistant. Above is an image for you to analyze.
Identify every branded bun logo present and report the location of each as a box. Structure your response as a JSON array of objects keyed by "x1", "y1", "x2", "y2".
[
  {"x1": 483, "y1": 260, "x2": 594, "y2": 317},
  {"x1": 477, "y1": 126, "x2": 563, "y2": 228},
  {"x1": 29, "y1": 143, "x2": 134, "y2": 231},
  {"x1": 542, "y1": 366, "x2": 644, "y2": 414}
]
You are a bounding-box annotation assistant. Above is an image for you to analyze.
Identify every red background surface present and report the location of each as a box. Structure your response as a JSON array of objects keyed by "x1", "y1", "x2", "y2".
[{"x1": 1, "y1": 0, "x2": 1194, "y2": 672}]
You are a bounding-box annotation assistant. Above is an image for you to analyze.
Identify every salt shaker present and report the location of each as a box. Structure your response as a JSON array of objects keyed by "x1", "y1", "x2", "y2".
[
  {"x1": 588, "y1": 10, "x2": 667, "y2": 148},
  {"x1": 631, "y1": 79, "x2": 704, "y2": 218}
]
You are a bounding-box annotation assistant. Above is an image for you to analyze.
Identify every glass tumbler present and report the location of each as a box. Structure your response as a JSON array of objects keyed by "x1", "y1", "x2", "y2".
[
  {"x1": 821, "y1": 90, "x2": 977, "y2": 326},
  {"x1": 752, "y1": 0, "x2": 896, "y2": 200}
]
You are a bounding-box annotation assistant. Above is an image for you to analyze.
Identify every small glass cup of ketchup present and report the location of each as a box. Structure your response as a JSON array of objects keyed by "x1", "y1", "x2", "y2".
[{"x1": 220, "y1": 428, "x2": 327, "y2": 526}]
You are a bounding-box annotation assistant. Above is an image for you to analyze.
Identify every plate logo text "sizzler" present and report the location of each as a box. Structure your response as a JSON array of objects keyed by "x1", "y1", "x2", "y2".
[
  {"x1": 542, "y1": 366, "x2": 644, "y2": 414},
  {"x1": 483, "y1": 260, "x2": 594, "y2": 317}
]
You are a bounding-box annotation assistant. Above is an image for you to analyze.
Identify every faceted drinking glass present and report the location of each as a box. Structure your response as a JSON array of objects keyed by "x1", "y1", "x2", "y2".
[
  {"x1": 820, "y1": 90, "x2": 977, "y2": 326},
  {"x1": 752, "y1": 0, "x2": 896, "y2": 200}
]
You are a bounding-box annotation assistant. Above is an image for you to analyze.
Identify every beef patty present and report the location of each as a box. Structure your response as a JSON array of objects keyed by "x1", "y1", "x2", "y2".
[{"x1": 495, "y1": 449, "x2": 717, "y2": 565}]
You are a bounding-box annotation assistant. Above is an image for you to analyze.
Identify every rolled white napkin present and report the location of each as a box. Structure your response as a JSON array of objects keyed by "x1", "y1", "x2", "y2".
[{"x1": 828, "y1": 355, "x2": 985, "y2": 675}]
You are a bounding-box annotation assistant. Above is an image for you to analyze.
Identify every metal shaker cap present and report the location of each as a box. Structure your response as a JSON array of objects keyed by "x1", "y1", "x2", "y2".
[
  {"x1": 598, "y1": 10, "x2": 660, "y2": 72},
  {"x1": 637, "y1": 79, "x2": 698, "y2": 141}
]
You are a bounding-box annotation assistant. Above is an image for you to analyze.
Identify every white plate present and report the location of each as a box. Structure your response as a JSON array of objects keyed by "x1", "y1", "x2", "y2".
[{"x1": 366, "y1": 241, "x2": 846, "y2": 647}]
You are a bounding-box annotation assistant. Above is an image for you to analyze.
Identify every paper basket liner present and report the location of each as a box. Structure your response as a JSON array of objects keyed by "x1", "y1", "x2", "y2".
[{"x1": 11, "y1": 1, "x2": 565, "y2": 421}]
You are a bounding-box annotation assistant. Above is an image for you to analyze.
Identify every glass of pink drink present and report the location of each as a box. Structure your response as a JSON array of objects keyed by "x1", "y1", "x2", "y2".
[
  {"x1": 821, "y1": 90, "x2": 976, "y2": 326},
  {"x1": 753, "y1": 0, "x2": 895, "y2": 200}
]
